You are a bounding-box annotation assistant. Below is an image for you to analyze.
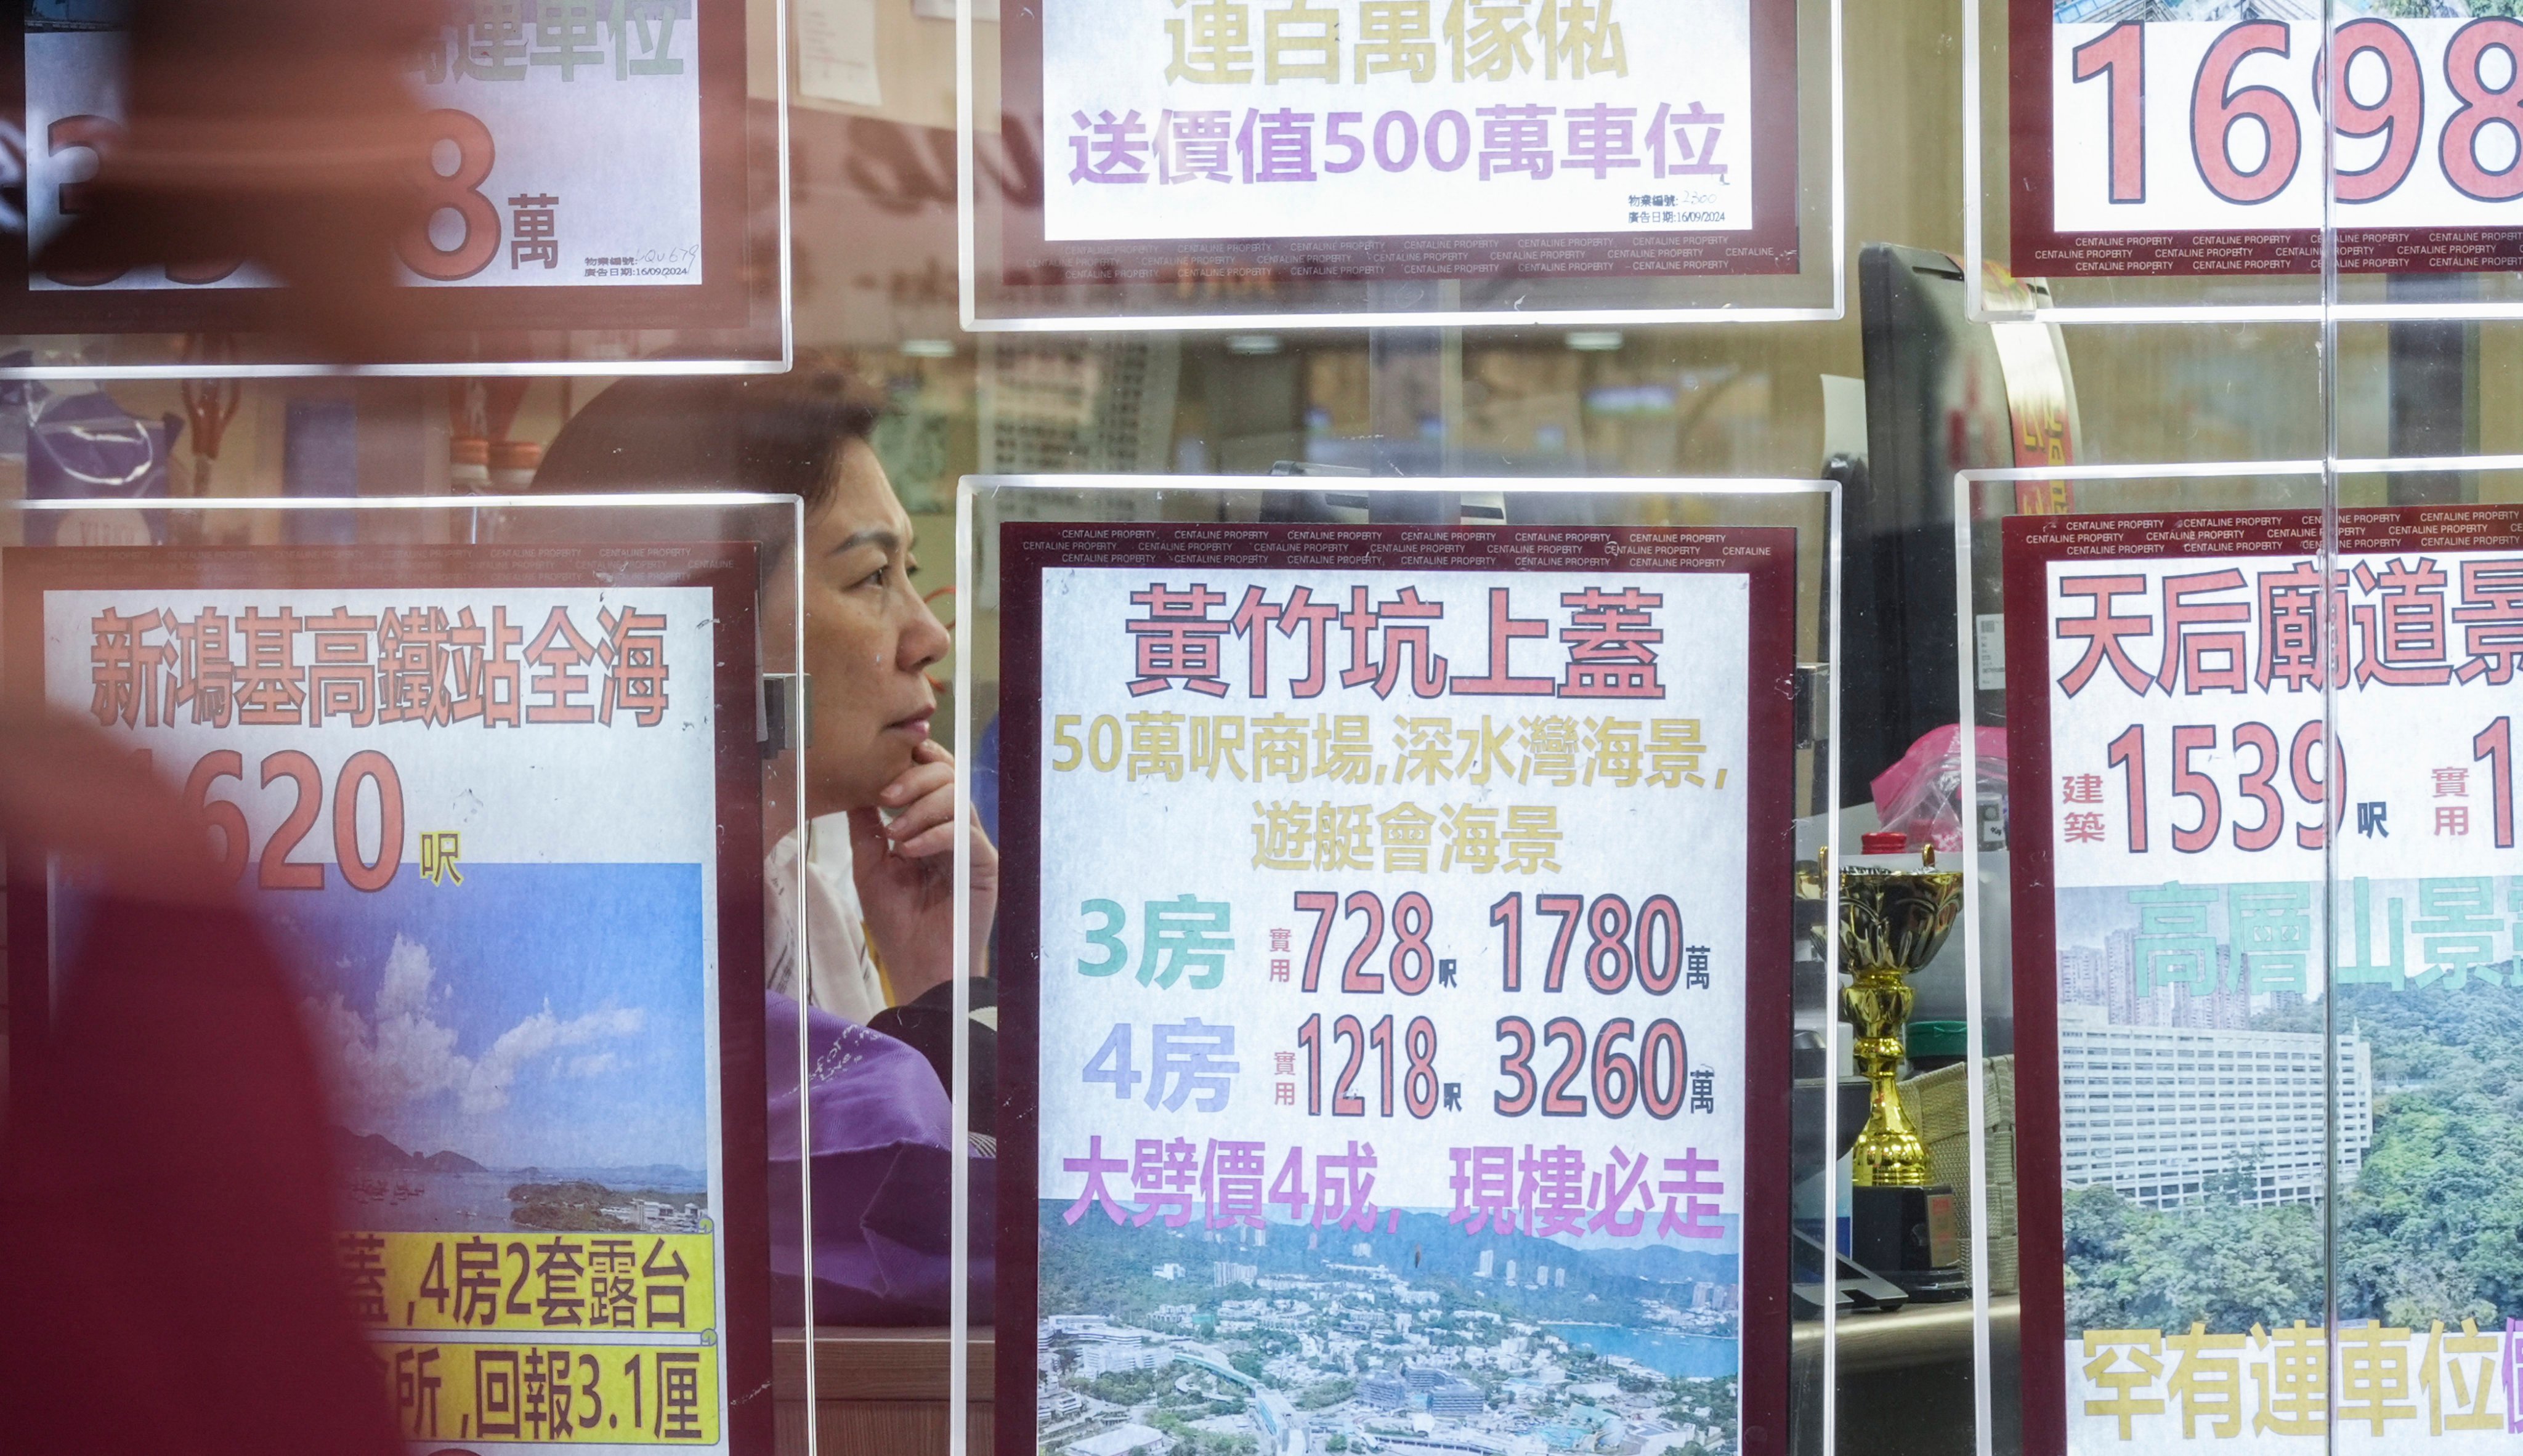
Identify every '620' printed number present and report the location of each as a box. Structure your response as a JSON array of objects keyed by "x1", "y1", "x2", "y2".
[{"x1": 179, "y1": 748, "x2": 405, "y2": 891}]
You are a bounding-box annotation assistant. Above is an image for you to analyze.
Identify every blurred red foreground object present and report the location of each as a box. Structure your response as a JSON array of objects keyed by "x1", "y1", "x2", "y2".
[
  {"x1": 0, "y1": 712, "x2": 399, "y2": 1456},
  {"x1": 31, "y1": 0, "x2": 444, "y2": 359}
]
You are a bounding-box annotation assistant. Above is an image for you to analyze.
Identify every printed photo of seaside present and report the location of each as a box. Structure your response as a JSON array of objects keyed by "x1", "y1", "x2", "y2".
[
  {"x1": 1035, "y1": 1203, "x2": 1741, "y2": 1456},
  {"x1": 259, "y1": 862, "x2": 713, "y2": 1236}
]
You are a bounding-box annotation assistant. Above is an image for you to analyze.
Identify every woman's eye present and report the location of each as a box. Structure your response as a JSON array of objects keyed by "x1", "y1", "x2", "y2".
[{"x1": 858, "y1": 564, "x2": 889, "y2": 588}]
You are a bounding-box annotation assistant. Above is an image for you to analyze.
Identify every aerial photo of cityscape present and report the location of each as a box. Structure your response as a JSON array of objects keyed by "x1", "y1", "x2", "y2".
[{"x1": 1034, "y1": 1205, "x2": 1743, "y2": 1456}]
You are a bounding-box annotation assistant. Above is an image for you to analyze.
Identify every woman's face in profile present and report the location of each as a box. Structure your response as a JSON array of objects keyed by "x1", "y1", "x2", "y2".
[{"x1": 766, "y1": 438, "x2": 950, "y2": 816}]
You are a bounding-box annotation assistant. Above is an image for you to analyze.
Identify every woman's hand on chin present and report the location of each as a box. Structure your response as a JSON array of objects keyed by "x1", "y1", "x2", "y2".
[{"x1": 848, "y1": 737, "x2": 1001, "y2": 1004}]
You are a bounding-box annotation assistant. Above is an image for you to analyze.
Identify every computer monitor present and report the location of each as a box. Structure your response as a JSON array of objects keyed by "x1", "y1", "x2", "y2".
[{"x1": 1851, "y1": 243, "x2": 2075, "y2": 804}]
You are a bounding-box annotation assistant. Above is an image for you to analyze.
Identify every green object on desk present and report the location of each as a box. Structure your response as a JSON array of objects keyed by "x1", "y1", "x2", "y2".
[{"x1": 1906, "y1": 1020, "x2": 1967, "y2": 1069}]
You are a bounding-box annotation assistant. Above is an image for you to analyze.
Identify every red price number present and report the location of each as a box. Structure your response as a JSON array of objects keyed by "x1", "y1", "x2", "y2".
[
  {"x1": 2099, "y1": 719, "x2": 2340, "y2": 854},
  {"x1": 2070, "y1": 18, "x2": 2523, "y2": 207},
  {"x1": 184, "y1": 748, "x2": 405, "y2": 891},
  {"x1": 1488, "y1": 890, "x2": 1688, "y2": 995},
  {"x1": 41, "y1": 108, "x2": 501, "y2": 286},
  {"x1": 1292, "y1": 889, "x2": 1440, "y2": 995},
  {"x1": 1494, "y1": 1015, "x2": 1690, "y2": 1120},
  {"x1": 1295, "y1": 1013, "x2": 1441, "y2": 1119}
]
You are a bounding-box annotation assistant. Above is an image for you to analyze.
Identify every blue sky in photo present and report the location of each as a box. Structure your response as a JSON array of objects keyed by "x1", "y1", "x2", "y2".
[{"x1": 257, "y1": 862, "x2": 710, "y2": 1172}]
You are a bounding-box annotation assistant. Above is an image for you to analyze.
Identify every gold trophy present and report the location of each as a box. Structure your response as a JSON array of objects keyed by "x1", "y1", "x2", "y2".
[{"x1": 1839, "y1": 838, "x2": 1969, "y2": 1298}]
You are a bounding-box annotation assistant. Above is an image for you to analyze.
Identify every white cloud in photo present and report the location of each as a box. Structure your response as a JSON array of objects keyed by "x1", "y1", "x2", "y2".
[
  {"x1": 305, "y1": 933, "x2": 646, "y2": 1122},
  {"x1": 461, "y1": 1004, "x2": 644, "y2": 1114}
]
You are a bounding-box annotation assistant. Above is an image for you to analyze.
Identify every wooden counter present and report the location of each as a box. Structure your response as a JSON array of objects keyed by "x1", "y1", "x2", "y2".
[{"x1": 773, "y1": 1329, "x2": 991, "y2": 1455}]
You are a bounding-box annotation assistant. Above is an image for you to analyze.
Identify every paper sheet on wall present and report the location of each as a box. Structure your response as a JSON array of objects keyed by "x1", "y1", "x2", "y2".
[{"x1": 796, "y1": 0, "x2": 882, "y2": 108}]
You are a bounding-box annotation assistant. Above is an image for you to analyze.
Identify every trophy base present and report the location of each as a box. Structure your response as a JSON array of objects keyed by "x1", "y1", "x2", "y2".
[{"x1": 1852, "y1": 1184, "x2": 1969, "y2": 1303}]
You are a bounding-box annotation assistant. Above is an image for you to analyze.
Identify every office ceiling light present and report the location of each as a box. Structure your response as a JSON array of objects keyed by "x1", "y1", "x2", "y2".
[
  {"x1": 901, "y1": 339, "x2": 957, "y2": 358},
  {"x1": 1226, "y1": 334, "x2": 1284, "y2": 355},
  {"x1": 1565, "y1": 330, "x2": 1624, "y2": 352}
]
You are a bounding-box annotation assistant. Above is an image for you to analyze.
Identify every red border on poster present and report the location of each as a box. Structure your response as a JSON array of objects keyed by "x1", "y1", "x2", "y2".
[
  {"x1": 1, "y1": 541, "x2": 776, "y2": 1456},
  {"x1": 2003, "y1": 503, "x2": 2523, "y2": 1454},
  {"x1": 0, "y1": 2, "x2": 758, "y2": 339},
  {"x1": 992, "y1": 520, "x2": 1802, "y2": 1456},
  {"x1": 984, "y1": 0, "x2": 1806, "y2": 300},
  {"x1": 2006, "y1": 2, "x2": 2523, "y2": 280}
]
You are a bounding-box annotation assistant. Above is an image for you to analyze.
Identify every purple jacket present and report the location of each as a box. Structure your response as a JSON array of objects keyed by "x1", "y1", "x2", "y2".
[{"x1": 764, "y1": 992, "x2": 995, "y2": 1325}]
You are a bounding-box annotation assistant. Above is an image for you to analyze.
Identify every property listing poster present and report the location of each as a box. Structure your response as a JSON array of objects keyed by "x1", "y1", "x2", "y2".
[
  {"x1": 999, "y1": 0, "x2": 1804, "y2": 289},
  {"x1": 2006, "y1": 508, "x2": 2523, "y2": 1452},
  {"x1": 2016, "y1": 2, "x2": 2523, "y2": 277},
  {"x1": 24, "y1": 0, "x2": 709, "y2": 293},
  {"x1": 996, "y1": 522, "x2": 1796, "y2": 1456},
  {"x1": 5, "y1": 544, "x2": 767, "y2": 1455}
]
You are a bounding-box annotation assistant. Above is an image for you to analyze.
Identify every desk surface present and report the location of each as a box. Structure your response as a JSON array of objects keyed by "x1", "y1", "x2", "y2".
[{"x1": 1796, "y1": 1295, "x2": 2020, "y2": 1375}]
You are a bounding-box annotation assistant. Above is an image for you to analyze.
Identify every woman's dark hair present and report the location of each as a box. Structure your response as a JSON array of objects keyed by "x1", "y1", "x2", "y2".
[{"x1": 533, "y1": 361, "x2": 885, "y2": 515}]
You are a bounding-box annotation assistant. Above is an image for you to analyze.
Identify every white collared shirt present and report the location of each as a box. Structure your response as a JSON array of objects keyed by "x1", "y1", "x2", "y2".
[{"x1": 763, "y1": 814, "x2": 889, "y2": 1025}]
